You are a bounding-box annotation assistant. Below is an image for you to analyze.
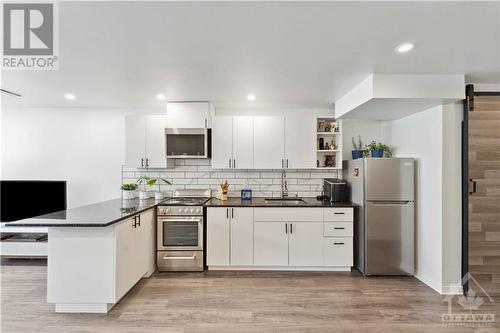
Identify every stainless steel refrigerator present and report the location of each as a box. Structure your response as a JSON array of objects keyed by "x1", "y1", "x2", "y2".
[{"x1": 344, "y1": 158, "x2": 414, "y2": 275}]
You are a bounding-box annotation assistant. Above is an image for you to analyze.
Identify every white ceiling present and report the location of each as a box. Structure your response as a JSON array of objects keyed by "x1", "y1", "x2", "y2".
[{"x1": 2, "y1": 1, "x2": 499, "y2": 109}]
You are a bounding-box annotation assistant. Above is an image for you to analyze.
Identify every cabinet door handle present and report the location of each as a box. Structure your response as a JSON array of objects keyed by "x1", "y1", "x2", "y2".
[
  {"x1": 285, "y1": 223, "x2": 288, "y2": 234},
  {"x1": 334, "y1": 242, "x2": 345, "y2": 245},
  {"x1": 286, "y1": 159, "x2": 289, "y2": 168},
  {"x1": 231, "y1": 208, "x2": 234, "y2": 218},
  {"x1": 233, "y1": 159, "x2": 236, "y2": 169},
  {"x1": 281, "y1": 159, "x2": 283, "y2": 168},
  {"x1": 334, "y1": 227, "x2": 345, "y2": 230},
  {"x1": 141, "y1": 158, "x2": 144, "y2": 168},
  {"x1": 137, "y1": 215, "x2": 141, "y2": 227},
  {"x1": 229, "y1": 158, "x2": 231, "y2": 168},
  {"x1": 226, "y1": 208, "x2": 229, "y2": 219},
  {"x1": 290, "y1": 223, "x2": 293, "y2": 234},
  {"x1": 205, "y1": 118, "x2": 208, "y2": 128},
  {"x1": 132, "y1": 216, "x2": 137, "y2": 228},
  {"x1": 334, "y1": 212, "x2": 345, "y2": 215}
]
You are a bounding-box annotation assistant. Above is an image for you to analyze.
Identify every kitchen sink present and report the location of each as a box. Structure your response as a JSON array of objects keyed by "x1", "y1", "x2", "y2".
[{"x1": 264, "y1": 198, "x2": 307, "y2": 205}]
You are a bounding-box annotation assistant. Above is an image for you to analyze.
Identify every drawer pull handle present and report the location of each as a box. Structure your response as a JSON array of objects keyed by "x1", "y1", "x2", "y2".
[
  {"x1": 163, "y1": 255, "x2": 196, "y2": 260},
  {"x1": 334, "y1": 242, "x2": 345, "y2": 245},
  {"x1": 334, "y1": 212, "x2": 345, "y2": 215},
  {"x1": 334, "y1": 227, "x2": 345, "y2": 230}
]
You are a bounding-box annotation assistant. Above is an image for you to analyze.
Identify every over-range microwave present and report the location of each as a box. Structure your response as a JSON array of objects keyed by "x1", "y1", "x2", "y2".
[{"x1": 165, "y1": 128, "x2": 211, "y2": 159}]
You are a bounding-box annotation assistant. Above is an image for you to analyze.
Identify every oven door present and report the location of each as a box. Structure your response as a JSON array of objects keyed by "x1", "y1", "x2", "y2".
[{"x1": 157, "y1": 216, "x2": 203, "y2": 251}]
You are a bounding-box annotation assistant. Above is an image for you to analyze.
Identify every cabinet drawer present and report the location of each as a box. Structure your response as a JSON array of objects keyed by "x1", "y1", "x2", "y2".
[
  {"x1": 324, "y1": 208, "x2": 353, "y2": 222},
  {"x1": 324, "y1": 223, "x2": 353, "y2": 237},
  {"x1": 323, "y1": 237, "x2": 353, "y2": 267},
  {"x1": 254, "y1": 208, "x2": 323, "y2": 222}
]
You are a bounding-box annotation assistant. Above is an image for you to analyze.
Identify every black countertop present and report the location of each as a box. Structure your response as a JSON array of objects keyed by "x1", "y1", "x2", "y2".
[
  {"x1": 5, "y1": 197, "x2": 355, "y2": 228},
  {"x1": 205, "y1": 197, "x2": 356, "y2": 208},
  {"x1": 4, "y1": 198, "x2": 164, "y2": 227}
]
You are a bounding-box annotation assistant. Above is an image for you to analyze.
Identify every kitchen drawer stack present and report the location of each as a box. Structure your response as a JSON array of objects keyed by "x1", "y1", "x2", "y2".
[{"x1": 323, "y1": 208, "x2": 353, "y2": 267}]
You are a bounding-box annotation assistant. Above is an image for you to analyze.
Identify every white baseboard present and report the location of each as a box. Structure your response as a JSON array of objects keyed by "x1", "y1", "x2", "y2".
[
  {"x1": 208, "y1": 266, "x2": 351, "y2": 272},
  {"x1": 54, "y1": 303, "x2": 111, "y2": 313},
  {"x1": 442, "y1": 284, "x2": 463, "y2": 295}
]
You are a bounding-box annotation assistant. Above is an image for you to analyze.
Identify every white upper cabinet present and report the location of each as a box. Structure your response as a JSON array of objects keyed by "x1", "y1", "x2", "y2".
[
  {"x1": 211, "y1": 116, "x2": 233, "y2": 169},
  {"x1": 211, "y1": 116, "x2": 253, "y2": 169},
  {"x1": 253, "y1": 116, "x2": 284, "y2": 169},
  {"x1": 125, "y1": 116, "x2": 147, "y2": 168},
  {"x1": 125, "y1": 115, "x2": 166, "y2": 168},
  {"x1": 145, "y1": 115, "x2": 167, "y2": 168},
  {"x1": 211, "y1": 114, "x2": 319, "y2": 169},
  {"x1": 232, "y1": 117, "x2": 253, "y2": 169},
  {"x1": 166, "y1": 102, "x2": 212, "y2": 128},
  {"x1": 285, "y1": 116, "x2": 316, "y2": 169}
]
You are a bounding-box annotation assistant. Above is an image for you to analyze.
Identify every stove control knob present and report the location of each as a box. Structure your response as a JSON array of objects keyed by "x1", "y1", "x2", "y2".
[
  {"x1": 184, "y1": 208, "x2": 189, "y2": 213},
  {"x1": 189, "y1": 208, "x2": 195, "y2": 213}
]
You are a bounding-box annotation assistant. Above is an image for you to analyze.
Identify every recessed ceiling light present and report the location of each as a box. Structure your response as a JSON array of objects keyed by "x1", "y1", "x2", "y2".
[
  {"x1": 247, "y1": 94, "x2": 256, "y2": 101},
  {"x1": 395, "y1": 42, "x2": 414, "y2": 53},
  {"x1": 156, "y1": 94, "x2": 166, "y2": 100},
  {"x1": 64, "y1": 93, "x2": 75, "y2": 100}
]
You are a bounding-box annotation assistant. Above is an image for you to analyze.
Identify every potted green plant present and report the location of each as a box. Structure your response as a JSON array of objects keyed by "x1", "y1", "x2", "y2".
[
  {"x1": 363, "y1": 141, "x2": 393, "y2": 158},
  {"x1": 121, "y1": 183, "x2": 138, "y2": 200},
  {"x1": 137, "y1": 176, "x2": 172, "y2": 200},
  {"x1": 351, "y1": 135, "x2": 364, "y2": 159}
]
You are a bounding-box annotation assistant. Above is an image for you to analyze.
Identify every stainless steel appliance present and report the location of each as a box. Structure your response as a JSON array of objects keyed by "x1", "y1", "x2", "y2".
[
  {"x1": 345, "y1": 158, "x2": 414, "y2": 276},
  {"x1": 157, "y1": 189, "x2": 211, "y2": 271},
  {"x1": 323, "y1": 178, "x2": 348, "y2": 203},
  {"x1": 165, "y1": 128, "x2": 211, "y2": 158}
]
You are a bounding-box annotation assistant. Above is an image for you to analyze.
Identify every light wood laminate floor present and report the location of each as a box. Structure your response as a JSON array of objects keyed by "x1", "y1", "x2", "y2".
[{"x1": 1, "y1": 259, "x2": 499, "y2": 333}]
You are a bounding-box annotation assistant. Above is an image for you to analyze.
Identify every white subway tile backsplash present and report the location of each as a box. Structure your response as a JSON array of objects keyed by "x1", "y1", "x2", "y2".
[
  {"x1": 236, "y1": 172, "x2": 259, "y2": 178},
  {"x1": 185, "y1": 172, "x2": 210, "y2": 178},
  {"x1": 260, "y1": 172, "x2": 281, "y2": 178},
  {"x1": 122, "y1": 158, "x2": 336, "y2": 197}
]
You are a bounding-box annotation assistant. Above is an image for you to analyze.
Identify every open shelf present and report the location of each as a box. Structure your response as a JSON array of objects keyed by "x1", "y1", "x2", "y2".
[
  {"x1": 317, "y1": 132, "x2": 341, "y2": 135},
  {"x1": 316, "y1": 116, "x2": 342, "y2": 170}
]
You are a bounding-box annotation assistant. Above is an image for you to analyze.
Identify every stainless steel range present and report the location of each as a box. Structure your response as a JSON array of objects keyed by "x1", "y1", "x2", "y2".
[{"x1": 157, "y1": 189, "x2": 210, "y2": 272}]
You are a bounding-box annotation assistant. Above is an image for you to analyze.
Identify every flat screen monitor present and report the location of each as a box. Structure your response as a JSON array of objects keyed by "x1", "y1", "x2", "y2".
[{"x1": 0, "y1": 180, "x2": 67, "y2": 222}]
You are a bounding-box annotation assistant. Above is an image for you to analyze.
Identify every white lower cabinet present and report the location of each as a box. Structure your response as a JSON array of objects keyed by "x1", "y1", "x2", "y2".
[
  {"x1": 207, "y1": 208, "x2": 230, "y2": 266},
  {"x1": 48, "y1": 208, "x2": 156, "y2": 313},
  {"x1": 289, "y1": 222, "x2": 323, "y2": 266},
  {"x1": 230, "y1": 208, "x2": 254, "y2": 266},
  {"x1": 254, "y1": 222, "x2": 289, "y2": 266},
  {"x1": 115, "y1": 209, "x2": 155, "y2": 301},
  {"x1": 323, "y1": 237, "x2": 353, "y2": 267},
  {"x1": 207, "y1": 207, "x2": 354, "y2": 270},
  {"x1": 207, "y1": 207, "x2": 253, "y2": 266}
]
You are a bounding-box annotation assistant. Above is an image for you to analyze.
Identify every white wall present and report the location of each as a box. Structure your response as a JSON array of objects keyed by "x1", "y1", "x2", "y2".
[
  {"x1": 387, "y1": 103, "x2": 462, "y2": 294},
  {"x1": 441, "y1": 102, "x2": 463, "y2": 294},
  {"x1": 341, "y1": 119, "x2": 386, "y2": 160},
  {"x1": 389, "y1": 106, "x2": 444, "y2": 292},
  {"x1": 1, "y1": 108, "x2": 125, "y2": 208}
]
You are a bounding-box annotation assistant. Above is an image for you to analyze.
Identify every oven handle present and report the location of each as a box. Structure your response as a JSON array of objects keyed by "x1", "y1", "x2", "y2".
[
  {"x1": 159, "y1": 218, "x2": 202, "y2": 223},
  {"x1": 162, "y1": 255, "x2": 196, "y2": 260}
]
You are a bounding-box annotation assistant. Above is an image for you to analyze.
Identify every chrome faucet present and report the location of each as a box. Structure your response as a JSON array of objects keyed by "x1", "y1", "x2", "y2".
[{"x1": 281, "y1": 169, "x2": 288, "y2": 198}]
